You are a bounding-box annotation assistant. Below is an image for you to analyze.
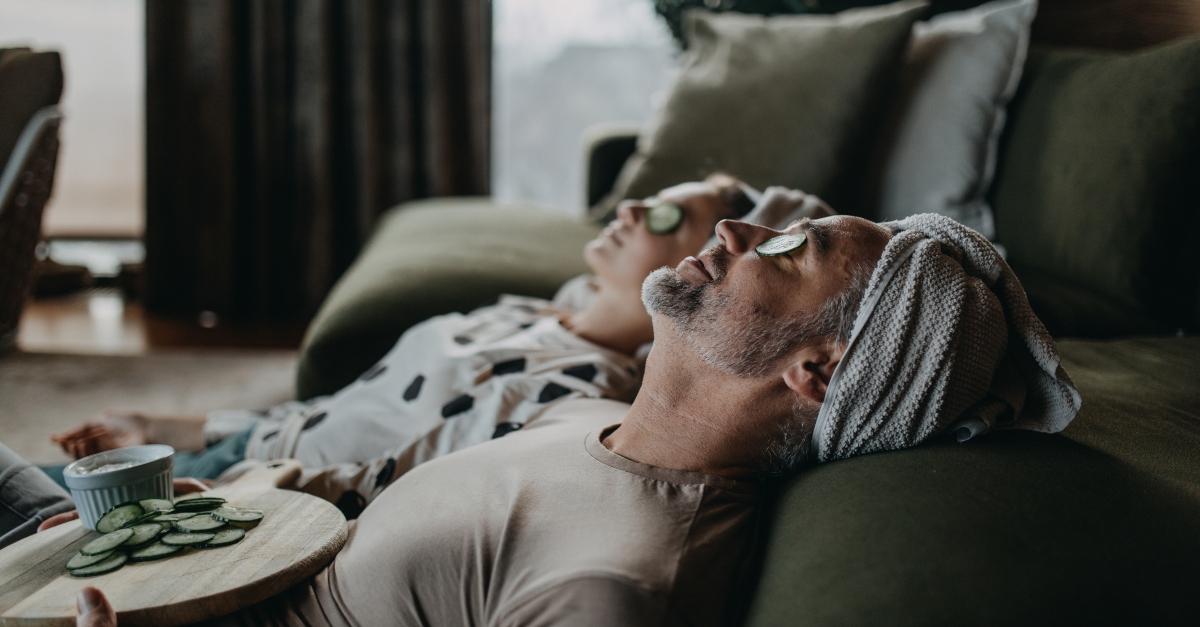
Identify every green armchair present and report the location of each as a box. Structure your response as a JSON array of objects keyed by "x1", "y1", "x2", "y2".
[{"x1": 0, "y1": 48, "x2": 63, "y2": 353}]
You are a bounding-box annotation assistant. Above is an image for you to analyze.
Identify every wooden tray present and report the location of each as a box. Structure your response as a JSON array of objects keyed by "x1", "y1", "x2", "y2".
[{"x1": 0, "y1": 460, "x2": 347, "y2": 626}]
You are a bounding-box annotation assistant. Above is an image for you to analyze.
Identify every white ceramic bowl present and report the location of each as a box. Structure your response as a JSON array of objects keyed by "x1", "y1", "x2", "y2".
[{"x1": 63, "y1": 445, "x2": 174, "y2": 530}]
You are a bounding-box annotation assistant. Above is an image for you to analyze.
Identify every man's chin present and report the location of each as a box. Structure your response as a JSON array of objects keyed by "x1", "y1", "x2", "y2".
[{"x1": 641, "y1": 267, "x2": 704, "y2": 320}]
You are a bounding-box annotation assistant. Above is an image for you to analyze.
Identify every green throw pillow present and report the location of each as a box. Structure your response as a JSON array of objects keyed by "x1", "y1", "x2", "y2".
[
  {"x1": 991, "y1": 38, "x2": 1200, "y2": 336},
  {"x1": 592, "y1": 1, "x2": 928, "y2": 220}
]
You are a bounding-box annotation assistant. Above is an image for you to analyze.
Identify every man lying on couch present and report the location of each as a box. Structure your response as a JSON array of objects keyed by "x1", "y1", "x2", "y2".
[
  {"x1": 41, "y1": 212, "x2": 1078, "y2": 626},
  {"x1": 47, "y1": 175, "x2": 793, "y2": 511}
]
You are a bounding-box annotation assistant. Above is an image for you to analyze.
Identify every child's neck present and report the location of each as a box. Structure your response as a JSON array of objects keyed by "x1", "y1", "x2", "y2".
[{"x1": 563, "y1": 283, "x2": 653, "y2": 355}]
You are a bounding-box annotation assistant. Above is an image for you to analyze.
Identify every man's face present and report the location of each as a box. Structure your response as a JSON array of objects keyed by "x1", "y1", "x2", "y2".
[
  {"x1": 584, "y1": 182, "x2": 735, "y2": 293},
  {"x1": 643, "y1": 215, "x2": 892, "y2": 377}
]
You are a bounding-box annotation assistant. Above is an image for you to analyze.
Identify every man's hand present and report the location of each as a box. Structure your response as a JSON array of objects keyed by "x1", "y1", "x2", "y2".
[
  {"x1": 37, "y1": 478, "x2": 212, "y2": 532},
  {"x1": 76, "y1": 587, "x2": 116, "y2": 627}
]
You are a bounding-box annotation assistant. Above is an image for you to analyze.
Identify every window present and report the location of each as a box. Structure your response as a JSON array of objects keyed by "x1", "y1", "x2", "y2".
[
  {"x1": 0, "y1": 0, "x2": 144, "y2": 238},
  {"x1": 493, "y1": 0, "x2": 676, "y2": 213}
]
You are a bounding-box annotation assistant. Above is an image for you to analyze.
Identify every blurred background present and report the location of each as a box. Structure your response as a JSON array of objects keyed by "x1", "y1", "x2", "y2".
[{"x1": 0, "y1": 0, "x2": 675, "y2": 355}]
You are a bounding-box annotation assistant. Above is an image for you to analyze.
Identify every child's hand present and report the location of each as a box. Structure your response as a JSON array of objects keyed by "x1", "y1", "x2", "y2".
[
  {"x1": 50, "y1": 413, "x2": 150, "y2": 459},
  {"x1": 37, "y1": 509, "x2": 79, "y2": 531}
]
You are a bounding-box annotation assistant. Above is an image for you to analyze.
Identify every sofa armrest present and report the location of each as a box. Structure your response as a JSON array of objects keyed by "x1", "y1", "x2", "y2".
[{"x1": 583, "y1": 125, "x2": 639, "y2": 210}]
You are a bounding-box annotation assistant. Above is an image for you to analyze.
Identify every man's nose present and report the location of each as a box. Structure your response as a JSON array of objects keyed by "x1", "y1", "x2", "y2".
[{"x1": 715, "y1": 219, "x2": 773, "y2": 255}]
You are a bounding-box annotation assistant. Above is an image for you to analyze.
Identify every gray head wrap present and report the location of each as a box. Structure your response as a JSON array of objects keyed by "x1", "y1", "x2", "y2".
[{"x1": 811, "y1": 213, "x2": 1081, "y2": 463}]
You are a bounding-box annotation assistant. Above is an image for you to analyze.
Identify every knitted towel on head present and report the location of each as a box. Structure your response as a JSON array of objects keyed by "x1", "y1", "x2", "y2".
[{"x1": 811, "y1": 213, "x2": 1081, "y2": 463}]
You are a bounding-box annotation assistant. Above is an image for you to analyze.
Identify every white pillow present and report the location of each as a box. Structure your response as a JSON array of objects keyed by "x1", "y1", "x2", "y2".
[{"x1": 870, "y1": 0, "x2": 1037, "y2": 239}]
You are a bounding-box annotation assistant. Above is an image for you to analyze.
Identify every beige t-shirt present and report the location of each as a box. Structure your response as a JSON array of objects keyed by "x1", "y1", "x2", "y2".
[{"x1": 232, "y1": 399, "x2": 763, "y2": 627}]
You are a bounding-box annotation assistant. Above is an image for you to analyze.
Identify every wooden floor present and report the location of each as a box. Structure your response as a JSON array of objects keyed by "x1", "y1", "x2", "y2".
[
  {"x1": 10, "y1": 288, "x2": 305, "y2": 464},
  {"x1": 18, "y1": 288, "x2": 307, "y2": 354}
]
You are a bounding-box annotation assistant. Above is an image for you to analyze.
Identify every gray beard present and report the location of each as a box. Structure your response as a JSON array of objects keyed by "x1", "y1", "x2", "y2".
[
  {"x1": 758, "y1": 402, "x2": 817, "y2": 476},
  {"x1": 641, "y1": 249, "x2": 827, "y2": 378}
]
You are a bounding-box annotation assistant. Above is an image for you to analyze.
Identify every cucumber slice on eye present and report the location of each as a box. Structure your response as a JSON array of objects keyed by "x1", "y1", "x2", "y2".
[
  {"x1": 162, "y1": 531, "x2": 217, "y2": 546},
  {"x1": 755, "y1": 232, "x2": 807, "y2": 257},
  {"x1": 81, "y1": 528, "x2": 135, "y2": 555},
  {"x1": 128, "y1": 541, "x2": 183, "y2": 561},
  {"x1": 121, "y1": 523, "x2": 166, "y2": 548},
  {"x1": 200, "y1": 526, "x2": 246, "y2": 548},
  {"x1": 139, "y1": 498, "x2": 174, "y2": 512},
  {"x1": 646, "y1": 202, "x2": 684, "y2": 235},
  {"x1": 67, "y1": 549, "x2": 115, "y2": 570},
  {"x1": 96, "y1": 502, "x2": 145, "y2": 534},
  {"x1": 175, "y1": 515, "x2": 226, "y2": 532},
  {"x1": 211, "y1": 506, "x2": 264, "y2": 524},
  {"x1": 68, "y1": 552, "x2": 127, "y2": 577}
]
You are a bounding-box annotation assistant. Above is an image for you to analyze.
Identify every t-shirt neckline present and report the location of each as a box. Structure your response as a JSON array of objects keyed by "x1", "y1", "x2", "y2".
[{"x1": 585, "y1": 426, "x2": 761, "y2": 496}]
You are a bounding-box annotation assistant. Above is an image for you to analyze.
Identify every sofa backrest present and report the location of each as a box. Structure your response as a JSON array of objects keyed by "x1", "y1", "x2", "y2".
[
  {"x1": 988, "y1": 2, "x2": 1200, "y2": 337},
  {"x1": 0, "y1": 48, "x2": 63, "y2": 175}
]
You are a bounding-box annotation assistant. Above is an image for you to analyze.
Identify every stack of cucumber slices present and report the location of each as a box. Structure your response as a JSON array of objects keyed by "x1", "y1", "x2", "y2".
[{"x1": 66, "y1": 496, "x2": 264, "y2": 577}]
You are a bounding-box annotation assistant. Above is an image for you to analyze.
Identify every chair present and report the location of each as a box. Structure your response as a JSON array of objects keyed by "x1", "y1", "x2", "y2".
[{"x1": 0, "y1": 48, "x2": 63, "y2": 353}]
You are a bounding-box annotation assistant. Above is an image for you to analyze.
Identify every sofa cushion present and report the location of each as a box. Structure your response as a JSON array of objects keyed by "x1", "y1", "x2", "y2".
[
  {"x1": 991, "y1": 38, "x2": 1200, "y2": 336},
  {"x1": 1014, "y1": 267, "x2": 1161, "y2": 337},
  {"x1": 593, "y1": 1, "x2": 928, "y2": 221},
  {"x1": 745, "y1": 336, "x2": 1200, "y2": 625},
  {"x1": 296, "y1": 198, "x2": 599, "y2": 400},
  {"x1": 1056, "y1": 336, "x2": 1200, "y2": 492},
  {"x1": 869, "y1": 0, "x2": 1035, "y2": 238}
]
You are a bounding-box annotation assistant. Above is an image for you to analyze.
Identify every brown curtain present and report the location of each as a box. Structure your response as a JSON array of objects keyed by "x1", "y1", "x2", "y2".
[{"x1": 145, "y1": 0, "x2": 491, "y2": 321}]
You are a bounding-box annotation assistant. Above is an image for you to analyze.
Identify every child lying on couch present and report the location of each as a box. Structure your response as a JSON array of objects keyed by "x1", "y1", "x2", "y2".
[{"x1": 49, "y1": 179, "x2": 831, "y2": 512}]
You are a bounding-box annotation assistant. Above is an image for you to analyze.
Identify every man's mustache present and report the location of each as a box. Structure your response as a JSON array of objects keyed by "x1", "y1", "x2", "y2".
[{"x1": 699, "y1": 242, "x2": 731, "y2": 283}]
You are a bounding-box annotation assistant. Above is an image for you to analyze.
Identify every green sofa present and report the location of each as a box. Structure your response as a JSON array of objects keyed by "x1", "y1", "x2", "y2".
[{"x1": 295, "y1": 29, "x2": 1200, "y2": 627}]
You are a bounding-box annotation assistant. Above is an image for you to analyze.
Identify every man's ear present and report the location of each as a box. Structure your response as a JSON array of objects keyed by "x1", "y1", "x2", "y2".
[{"x1": 781, "y1": 341, "x2": 846, "y2": 405}]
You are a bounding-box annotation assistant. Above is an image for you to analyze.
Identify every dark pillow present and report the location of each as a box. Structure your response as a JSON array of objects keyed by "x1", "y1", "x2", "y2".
[
  {"x1": 592, "y1": 1, "x2": 928, "y2": 220},
  {"x1": 991, "y1": 38, "x2": 1200, "y2": 336}
]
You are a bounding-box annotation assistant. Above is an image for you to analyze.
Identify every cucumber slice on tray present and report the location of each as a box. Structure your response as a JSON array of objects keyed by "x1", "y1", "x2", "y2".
[
  {"x1": 68, "y1": 552, "x2": 128, "y2": 577},
  {"x1": 121, "y1": 523, "x2": 166, "y2": 548},
  {"x1": 161, "y1": 531, "x2": 217, "y2": 546},
  {"x1": 121, "y1": 511, "x2": 165, "y2": 528},
  {"x1": 201, "y1": 527, "x2": 246, "y2": 548},
  {"x1": 65, "y1": 498, "x2": 268, "y2": 577},
  {"x1": 154, "y1": 512, "x2": 197, "y2": 523},
  {"x1": 81, "y1": 529, "x2": 134, "y2": 555},
  {"x1": 128, "y1": 541, "x2": 184, "y2": 561},
  {"x1": 211, "y1": 507, "x2": 264, "y2": 524},
  {"x1": 139, "y1": 498, "x2": 175, "y2": 512},
  {"x1": 67, "y1": 550, "x2": 115, "y2": 570},
  {"x1": 172, "y1": 498, "x2": 226, "y2": 513},
  {"x1": 96, "y1": 503, "x2": 144, "y2": 534},
  {"x1": 175, "y1": 515, "x2": 226, "y2": 533}
]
